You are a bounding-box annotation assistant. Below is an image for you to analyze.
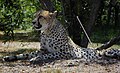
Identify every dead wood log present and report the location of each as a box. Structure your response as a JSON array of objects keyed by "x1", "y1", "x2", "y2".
[{"x1": 96, "y1": 35, "x2": 120, "y2": 51}]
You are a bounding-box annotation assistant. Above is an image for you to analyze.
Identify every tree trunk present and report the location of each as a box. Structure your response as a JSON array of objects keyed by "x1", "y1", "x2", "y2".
[
  {"x1": 96, "y1": 35, "x2": 120, "y2": 51},
  {"x1": 115, "y1": 2, "x2": 119, "y2": 27},
  {"x1": 80, "y1": 0, "x2": 102, "y2": 48},
  {"x1": 69, "y1": 0, "x2": 82, "y2": 46},
  {"x1": 61, "y1": 0, "x2": 82, "y2": 46},
  {"x1": 39, "y1": 0, "x2": 55, "y2": 12},
  {"x1": 107, "y1": 0, "x2": 112, "y2": 26}
]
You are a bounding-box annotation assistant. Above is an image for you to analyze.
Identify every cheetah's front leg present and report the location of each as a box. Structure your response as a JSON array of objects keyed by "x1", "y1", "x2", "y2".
[{"x1": 29, "y1": 51, "x2": 73, "y2": 64}]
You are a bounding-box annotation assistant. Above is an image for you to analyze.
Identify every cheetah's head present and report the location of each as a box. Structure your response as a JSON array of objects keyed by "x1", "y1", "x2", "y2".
[{"x1": 32, "y1": 10, "x2": 57, "y2": 31}]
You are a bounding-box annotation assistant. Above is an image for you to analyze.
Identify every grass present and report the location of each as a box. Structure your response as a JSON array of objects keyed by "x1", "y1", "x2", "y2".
[
  {"x1": 0, "y1": 28, "x2": 120, "y2": 58},
  {"x1": 0, "y1": 30, "x2": 120, "y2": 73},
  {"x1": 0, "y1": 48, "x2": 37, "y2": 58},
  {"x1": 91, "y1": 27, "x2": 120, "y2": 43},
  {"x1": 0, "y1": 30, "x2": 39, "y2": 42},
  {"x1": 88, "y1": 43, "x2": 120, "y2": 49},
  {"x1": 0, "y1": 43, "x2": 119, "y2": 58}
]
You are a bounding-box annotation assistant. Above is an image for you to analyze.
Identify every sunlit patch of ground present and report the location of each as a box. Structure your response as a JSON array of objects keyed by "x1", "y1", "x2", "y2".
[
  {"x1": 0, "y1": 30, "x2": 120, "y2": 73},
  {"x1": 0, "y1": 42, "x2": 39, "y2": 58},
  {"x1": 0, "y1": 58, "x2": 120, "y2": 73},
  {"x1": 0, "y1": 41, "x2": 120, "y2": 73}
]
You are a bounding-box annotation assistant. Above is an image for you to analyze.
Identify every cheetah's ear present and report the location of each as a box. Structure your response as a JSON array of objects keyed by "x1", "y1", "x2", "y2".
[
  {"x1": 49, "y1": 11, "x2": 57, "y2": 18},
  {"x1": 53, "y1": 11, "x2": 57, "y2": 17}
]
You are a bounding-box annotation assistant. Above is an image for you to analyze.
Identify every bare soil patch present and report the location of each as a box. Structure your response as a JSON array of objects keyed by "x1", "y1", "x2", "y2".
[{"x1": 0, "y1": 41, "x2": 120, "y2": 73}]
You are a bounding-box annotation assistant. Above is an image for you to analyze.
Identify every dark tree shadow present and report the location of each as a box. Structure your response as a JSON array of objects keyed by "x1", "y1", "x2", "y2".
[{"x1": 0, "y1": 31, "x2": 40, "y2": 42}]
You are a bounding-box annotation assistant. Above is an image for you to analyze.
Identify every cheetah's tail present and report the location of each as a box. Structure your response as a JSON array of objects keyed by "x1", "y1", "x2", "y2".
[
  {"x1": 3, "y1": 51, "x2": 40, "y2": 62},
  {"x1": 103, "y1": 49, "x2": 120, "y2": 59}
]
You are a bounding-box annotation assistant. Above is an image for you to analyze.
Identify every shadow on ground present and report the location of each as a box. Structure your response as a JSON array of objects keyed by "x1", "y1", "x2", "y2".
[{"x1": 0, "y1": 31, "x2": 40, "y2": 42}]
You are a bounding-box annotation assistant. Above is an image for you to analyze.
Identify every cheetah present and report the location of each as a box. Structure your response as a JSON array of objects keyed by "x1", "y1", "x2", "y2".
[{"x1": 3, "y1": 10, "x2": 120, "y2": 64}]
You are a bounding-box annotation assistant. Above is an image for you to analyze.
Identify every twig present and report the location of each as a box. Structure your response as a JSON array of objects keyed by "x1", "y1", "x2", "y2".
[
  {"x1": 96, "y1": 35, "x2": 120, "y2": 51},
  {"x1": 76, "y1": 16, "x2": 92, "y2": 44}
]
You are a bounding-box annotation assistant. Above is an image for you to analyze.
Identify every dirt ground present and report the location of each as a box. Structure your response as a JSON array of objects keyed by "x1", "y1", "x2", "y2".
[{"x1": 0, "y1": 42, "x2": 120, "y2": 73}]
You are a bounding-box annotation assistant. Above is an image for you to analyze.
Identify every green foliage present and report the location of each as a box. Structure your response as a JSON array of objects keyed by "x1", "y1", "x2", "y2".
[
  {"x1": 0, "y1": 0, "x2": 38, "y2": 30},
  {"x1": 0, "y1": 0, "x2": 41, "y2": 41},
  {"x1": 0, "y1": 0, "x2": 62, "y2": 32},
  {"x1": 0, "y1": 0, "x2": 119, "y2": 43},
  {"x1": 91, "y1": 28, "x2": 120, "y2": 43}
]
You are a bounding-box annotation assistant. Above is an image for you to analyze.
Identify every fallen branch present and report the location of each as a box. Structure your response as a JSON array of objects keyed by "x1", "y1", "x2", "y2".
[
  {"x1": 76, "y1": 16, "x2": 92, "y2": 44},
  {"x1": 96, "y1": 35, "x2": 120, "y2": 51}
]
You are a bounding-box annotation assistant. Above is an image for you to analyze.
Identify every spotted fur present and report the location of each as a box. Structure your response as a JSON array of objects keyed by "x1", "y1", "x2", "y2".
[{"x1": 3, "y1": 10, "x2": 120, "y2": 63}]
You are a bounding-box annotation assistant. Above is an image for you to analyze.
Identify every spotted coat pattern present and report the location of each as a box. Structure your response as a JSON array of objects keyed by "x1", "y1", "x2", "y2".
[{"x1": 3, "y1": 10, "x2": 120, "y2": 63}]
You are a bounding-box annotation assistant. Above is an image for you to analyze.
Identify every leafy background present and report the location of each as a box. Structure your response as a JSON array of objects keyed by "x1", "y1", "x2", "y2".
[{"x1": 0, "y1": 0, "x2": 120, "y2": 45}]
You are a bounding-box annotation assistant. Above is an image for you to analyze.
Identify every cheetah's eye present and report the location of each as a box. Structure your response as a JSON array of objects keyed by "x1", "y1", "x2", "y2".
[{"x1": 38, "y1": 16, "x2": 46, "y2": 20}]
